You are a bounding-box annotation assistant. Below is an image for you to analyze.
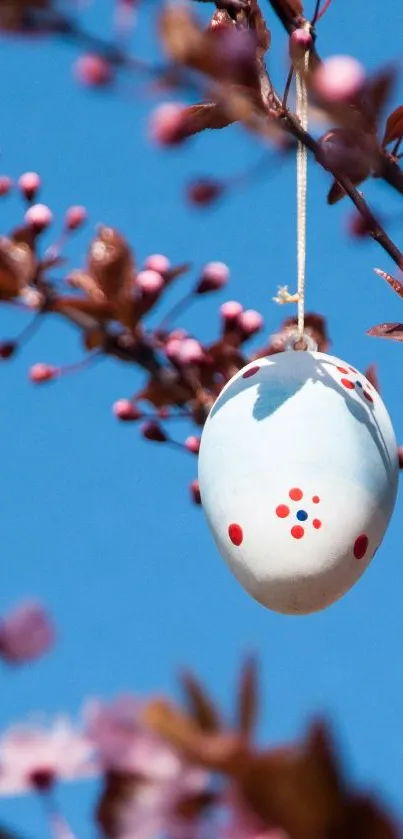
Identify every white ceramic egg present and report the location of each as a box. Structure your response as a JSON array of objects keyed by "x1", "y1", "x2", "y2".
[{"x1": 198, "y1": 350, "x2": 399, "y2": 615}]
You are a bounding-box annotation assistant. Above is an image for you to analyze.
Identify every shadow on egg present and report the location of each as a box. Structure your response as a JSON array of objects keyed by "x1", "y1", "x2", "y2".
[{"x1": 209, "y1": 352, "x2": 393, "y2": 475}]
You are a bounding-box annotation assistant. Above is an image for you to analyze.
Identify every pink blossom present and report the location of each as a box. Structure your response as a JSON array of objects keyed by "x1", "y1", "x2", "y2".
[
  {"x1": 85, "y1": 697, "x2": 201, "y2": 781},
  {"x1": 177, "y1": 338, "x2": 205, "y2": 365},
  {"x1": 0, "y1": 720, "x2": 96, "y2": 796},
  {"x1": 314, "y1": 55, "x2": 365, "y2": 102},
  {"x1": 25, "y1": 204, "x2": 53, "y2": 231},
  {"x1": 29, "y1": 363, "x2": 59, "y2": 383},
  {"x1": 290, "y1": 28, "x2": 312, "y2": 51},
  {"x1": 18, "y1": 172, "x2": 41, "y2": 201},
  {"x1": 119, "y1": 765, "x2": 208, "y2": 839},
  {"x1": 197, "y1": 262, "x2": 229, "y2": 294},
  {"x1": 65, "y1": 206, "x2": 87, "y2": 231},
  {"x1": 113, "y1": 399, "x2": 143, "y2": 421},
  {"x1": 149, "y1": 103, "x2": 187, "y2": 147},
  {"x1": 0, "y1": 601, "x2": 55, "y2": 665},
  {"x1": 74, "y1": 54, "x2": 112, "y2": 88},
  {"x1": 135, "y1": 270, "x2": 164, "y2": 294},
  {"x1": 184, "y1": 436, "x2": 200, "y2": 454},
  {"x1": 238, "y1": 309, "x2": 264, "y2": 337},
  {"x1": 86, "y1": 698, "x2": 208, "y2": 839},
  {"x1": 144, "y1": 254, "x2": 171, "y2": 274},
  {"x1": 0, "y1": 177, "x2": 13, "y2": 197},
  {"x1": 220, "y1": 301, "x2": 243, "y2": 321}
]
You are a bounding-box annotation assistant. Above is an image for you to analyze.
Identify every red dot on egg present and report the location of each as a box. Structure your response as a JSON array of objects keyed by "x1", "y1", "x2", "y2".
[
  {"x1": 276, "y1": 504, "x2": 290, "y2": 518},
  {"x1": 291, "y1": 525, "x2": 304, "y2": 539},
  {"x1": 313, "y1": 519, "x2": 322, "y2": 529},
  {"x1": 337, "y1": 366, "x2": 349, "y2": 373},
  {"x1": 289, "y1": 487, "x2": 303, "y2": 501},
  {"x1": 341, "y1": 378, "x2": 355, "y2": 390},
  {"x1": 364, "y1": 390, "x2": 374, "y2": 403},
  {"x1": 228, "y1": 523, "x2": 243, "y2": 546},
  {"x1": 242, "y1": 365, "x2": 260, "y2": 379},
  {"x1": 353, "y1": 534, "x2": 368, "y2": 559},
  {"x1": 312, "y1": 495, "x2": 320, "y2": 504},
  {"x1": 349, "y1": 367, "x2": 357, "y2": 373}
]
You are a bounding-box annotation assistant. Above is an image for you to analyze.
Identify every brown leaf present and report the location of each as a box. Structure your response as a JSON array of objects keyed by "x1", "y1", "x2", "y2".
[
  {"x1": 327, "y1": 176, "x2": 367, "y2": 205},
  {"x1": 364, "y1": 67, "x2": 396, "y2": 129},
  {"x1": 67, "y1": 270, "x2": 106, "y2": 301},
  {"x1": 180, "y1": 671, "x2": 221, "y2": 732},
  {"x1": 237, "y1": 656, "x2": 258, "y2": 738},
  {"x1": 88, "y1": 227, "x2": 135, "y2": 303},
  {"x1": 0, "y1": 237, "x2": 36, "y2": 298},
  {"x1": 159, "y1": 5, "x2": 205, "y2": 68},
  {"x1": 367, "y1": 323, "x2": 403, "y2": 341},
  {"x1": 142, "y1": 697, "x2": 246, "y2": 772},
  {"x1": 96, "y1": 771, "x2": 141, "y2": 839},
  {"x1": 382, "y1": 105, "x2": 403, "y2": 147},
  {"x1": 238, "y1": 720, "x2": 346, "y2": 839},
  {"x1": 138, "y1": 374, "x2": 193, "y2": 409},
  {"x1": 248, "y1": 0, "x2": 271, "y2": 55},
  {"x1": 332, "y1": 793, "x2": 400, "y2": 839},
  {"x1": 51, "y1": 296, "x2": 114, "y2": 323}
]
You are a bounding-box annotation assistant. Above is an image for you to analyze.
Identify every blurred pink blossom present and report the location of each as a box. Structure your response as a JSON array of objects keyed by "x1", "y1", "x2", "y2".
[
  {"x1": 25, "y1": 204, "x2": 53, "y2": 231},
  {"x1": 314, "y1": 55, "x2": 365, "y2": 102},
  {"x1": 144, "y1": 254, "x2": 171, "y2": 274},
  {"x1": 0, "y1": 720, "x2": 96, "y2": 796},
  {"x1": 0, "y1": 601, "x2": 55, "y2": 665},
  {"x1": 87, "y1": 698, "x2": 209, "y2": 839},
  {"x1": 18, "y1": 172, "x2": 41, "y2": 201}
]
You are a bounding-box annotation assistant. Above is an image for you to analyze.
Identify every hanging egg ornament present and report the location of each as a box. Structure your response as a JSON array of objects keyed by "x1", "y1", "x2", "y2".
[{"x1": 198, "y1": 348, "x2": 398, "y2": 615}]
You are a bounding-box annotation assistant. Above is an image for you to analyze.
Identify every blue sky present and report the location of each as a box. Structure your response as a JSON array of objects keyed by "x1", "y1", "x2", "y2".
[{"x1": 0, "y1": 0, "x2": 403, "y2": 834}]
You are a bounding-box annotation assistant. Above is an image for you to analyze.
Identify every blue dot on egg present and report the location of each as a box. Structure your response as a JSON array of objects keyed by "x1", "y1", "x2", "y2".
[
  {"x1": 296, "y1": 509, "x2": 308, "y2": 522},
  {"x1": 356, "y1": 381, "x2": 362, "y2": 388}
]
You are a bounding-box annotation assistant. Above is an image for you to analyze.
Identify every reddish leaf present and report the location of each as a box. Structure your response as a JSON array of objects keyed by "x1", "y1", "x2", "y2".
[
  {"x1": 382, "y1": 105, "x2": 403, "y2": 147},
  {"x1": 373, "y1": 267, "x2": 403, "y2": 298},
  {"x1": 367, "y1": 323, "x2": 403, "y2": 341},
  {"x1": 180, "y1": 102, "x2": 234, "y2": 137},
  {"x1": 364, "y1": 364, "x2": 380, "y2": 393},
  {"x1": 88, "y1": 226, "x2": 135, "y2": 303}
]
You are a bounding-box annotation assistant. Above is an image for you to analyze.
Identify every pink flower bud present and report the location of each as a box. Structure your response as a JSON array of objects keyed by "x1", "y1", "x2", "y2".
[
  {"x1": 135, "y1": 269, "x2": 164, "y2": 294},
  {"x1": 141, "y1": 421, "x2": 167, "y2": 443},
  {"x1": 220, "y1": 300, "x2": 243, "y2": 326},
  {"x1": 314, "y1": 55, "x2": 365, "y2": 103},
  {"x1": 197, "y1": 261, "x2": 230, "y2": 294},
  {"x1": 149, "y1": 102, "x2": 187, "y2": 147},
  {"x1": 74, "y1": 54, "x2": 113, "y2": 88},
  {"x1": 18, "y1": 172, "x2": 41, "y2": 201},
  {"x1": 185, "y1": 436, "x2": 200, "y2": 454},
  {"x1": 347, "y1": 212, "x2": 371, "y2": 239},
  {"x1": 190, "y1": 479, "x2": 201, "y2": 505},
  {"x1": 165, "y1": 338, "x2": 183, "y2": 363},
  {"x1": 238, "y1": 309, "x2": 264, "y2": 337},
  {"x1": 29, "y1": 363, "x2": 59, "y2": 383},
  {"x1": 187, "y1": 179, "x2": 225, "y2": 207},
  {"x1": 144, "y1": 254, "x2": 171, "y2": 274},
  {"x1": 65, "y1": 205, "x2": 87, "y2": 231},
  {"x1": 0, "y1": 176, "x2": 13, "y2": 197},
  {"x1": 290, "y1": 28, "x2": 313, "y2": 50},
  {"x1": 25, "y1": 204, "x2": 53, "y2": 232},
  {"x1": 0, "y1": 341, "x2": 17, "y2": 359},
  {"x1": 176, "y1": 338, "x2": 205, "y2": 365},
  {"x1": 113, "y1": 399, "x2": 143, "y2": 421},
  {"x1": 0, "y1": 601, "x2": 55, "y2": 664}
]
